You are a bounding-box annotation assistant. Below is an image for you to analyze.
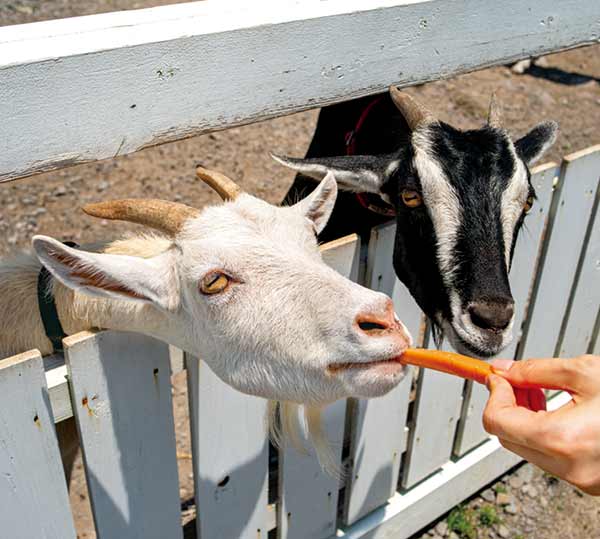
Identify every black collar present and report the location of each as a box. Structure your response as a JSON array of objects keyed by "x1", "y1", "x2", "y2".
[{"x1": 37, "y1": 241, "x2": 78, "y2": 353}]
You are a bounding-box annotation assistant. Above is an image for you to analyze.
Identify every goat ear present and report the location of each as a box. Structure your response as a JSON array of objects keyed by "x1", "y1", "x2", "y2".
[
  {"x1": 32, "y1": 236, "x2": 179, "y2": 312},
  {"x1": 293, "y1": 172, "x2": 338, "y2": 233},
  {"x1": 272, "y1": 153, "x2": 390, "y2": 195},
  {"x1": 514, "y1": 121, "x2": 558, "y2": 165}
]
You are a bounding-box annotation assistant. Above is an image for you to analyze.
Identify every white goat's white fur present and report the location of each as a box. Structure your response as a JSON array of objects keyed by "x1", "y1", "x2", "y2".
[{"x1": 1, "y1": 176, "x2": 411, "y2": 471}]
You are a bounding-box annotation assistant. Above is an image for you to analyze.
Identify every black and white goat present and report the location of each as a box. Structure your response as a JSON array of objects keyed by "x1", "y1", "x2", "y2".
[{"x1": 274, "y1": 87, "x2": 558, "y2": 357}]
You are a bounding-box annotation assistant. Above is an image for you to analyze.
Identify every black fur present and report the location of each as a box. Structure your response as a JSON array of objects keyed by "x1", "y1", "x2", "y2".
[{"x1": 282, "y1": 93, "x2": 556, "y2": 355}]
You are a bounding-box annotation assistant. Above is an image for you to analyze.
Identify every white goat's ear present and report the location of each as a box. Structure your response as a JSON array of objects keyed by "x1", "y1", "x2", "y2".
[
  {"x1": 293, "y1": 172, "x2": 338, "y2": 233},
  {"x1": 272, "y1": 153, "x2": 390, "y2": 195},
  {"x1": 32, "y1": 236, "x2": 179, "y2": 312},
  {"x1": 514, "y1": 121, "x2": 558, "y2": 165}
]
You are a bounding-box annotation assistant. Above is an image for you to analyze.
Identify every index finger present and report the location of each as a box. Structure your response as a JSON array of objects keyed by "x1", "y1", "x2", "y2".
[
  {"x1": 493, "y1": 357, "x2": 597, "y2": 397},
  {"x1": 483, "y1": 374, "x2": 548, "y2": 447}
]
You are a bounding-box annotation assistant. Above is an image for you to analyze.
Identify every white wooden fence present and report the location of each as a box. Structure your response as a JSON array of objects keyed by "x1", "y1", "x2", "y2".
[{"x1": 1, "y1": 1, "x2": 599, "y2": 538}]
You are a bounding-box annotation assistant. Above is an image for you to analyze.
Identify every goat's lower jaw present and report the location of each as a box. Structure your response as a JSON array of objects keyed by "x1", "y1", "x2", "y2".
[{"x1": 444, "y1": 322, "x2": 506, "y2": 358}]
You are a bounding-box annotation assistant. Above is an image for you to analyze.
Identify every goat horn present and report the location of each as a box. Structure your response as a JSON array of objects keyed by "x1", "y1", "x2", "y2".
[
  {"x1": 82, "y1": 199, "x2": 199, "y2": 235},
  {"x1": 196, "y1": 167, "x2": 241, "y2": 201},
  {"x1": 389, "y1": 86, "x2": 437, "y2": 130},
  {"x1": 488, "y1": 92, "x2": 502, "y2": 128}
]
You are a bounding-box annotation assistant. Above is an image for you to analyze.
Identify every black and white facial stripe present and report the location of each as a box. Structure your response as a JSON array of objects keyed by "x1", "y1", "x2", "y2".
[{"x1": 275, "y1": 90, "x2": 557, "y2": 357}]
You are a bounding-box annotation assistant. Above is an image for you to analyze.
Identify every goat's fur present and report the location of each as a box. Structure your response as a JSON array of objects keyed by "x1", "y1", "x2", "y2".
[
  {"x1": 1, "y1": 176, "x2": 412, "y2": 475},
  {"x1": 279, "y1": 89, "x2": 558, "y2": 357}
]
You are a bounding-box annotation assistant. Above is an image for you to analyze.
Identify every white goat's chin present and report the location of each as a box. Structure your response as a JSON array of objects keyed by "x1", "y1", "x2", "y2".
[{"x1": 328, "y1": 359, "x2": 408, "y2": 398}]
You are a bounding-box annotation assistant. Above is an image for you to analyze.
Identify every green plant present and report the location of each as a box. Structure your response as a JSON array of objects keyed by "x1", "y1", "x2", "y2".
[
  {"x1": 447, "y1": 505, "x2": 477, "y2": 539},
  {"x1": 478, "y1": 505, "x2": 501, "y2": 527},
  {"x1": 493, "y1": 483, "x2": 507, "y2": 494}
]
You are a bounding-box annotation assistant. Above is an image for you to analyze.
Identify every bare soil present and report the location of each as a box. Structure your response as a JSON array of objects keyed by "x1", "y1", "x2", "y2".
[{"x1": 1, "y1": 3, "x2": 599, "y2": 538}]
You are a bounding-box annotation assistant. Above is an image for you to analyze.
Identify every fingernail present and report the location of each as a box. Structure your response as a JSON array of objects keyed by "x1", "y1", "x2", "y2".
[{"x1": 491, "y1": 359, "x2": 514, "y2": 372}]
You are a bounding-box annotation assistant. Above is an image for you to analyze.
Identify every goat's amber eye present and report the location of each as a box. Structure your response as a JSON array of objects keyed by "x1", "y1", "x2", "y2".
[
  {"x1": 200, "y1": 272, "x2": 230, "y2": 295},
  {"x1": 524, "y1": 195, "x2": 534, "y2": 214},
  {"x1": 401, "y1": 190, "x2": 423, "y2": 208}
]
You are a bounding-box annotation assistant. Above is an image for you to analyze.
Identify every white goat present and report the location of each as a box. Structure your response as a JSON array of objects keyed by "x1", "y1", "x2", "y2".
[{"x1": 0, "y1": 168, "x2": 411, "y2": 476}]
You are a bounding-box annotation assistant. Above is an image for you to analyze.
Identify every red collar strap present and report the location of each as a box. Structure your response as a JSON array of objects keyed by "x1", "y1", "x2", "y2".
[{"x1": 345, "y1": 97, "x2": 396, "y2": 218}]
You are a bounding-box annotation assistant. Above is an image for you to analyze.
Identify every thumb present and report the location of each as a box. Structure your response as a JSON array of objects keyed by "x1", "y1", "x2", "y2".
[{"x1": 486, "y1": 374, "x2": 517, "y2": 408}]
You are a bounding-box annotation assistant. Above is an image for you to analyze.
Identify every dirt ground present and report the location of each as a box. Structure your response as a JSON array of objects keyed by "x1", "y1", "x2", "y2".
[{"x1": 1, "y1": 2, "x2": 599, "y2": 538}]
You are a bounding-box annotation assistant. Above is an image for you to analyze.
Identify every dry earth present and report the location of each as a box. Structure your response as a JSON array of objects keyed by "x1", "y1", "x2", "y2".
[{"x1": 1, "y1": 2, "x2": 599, "y2": 538}]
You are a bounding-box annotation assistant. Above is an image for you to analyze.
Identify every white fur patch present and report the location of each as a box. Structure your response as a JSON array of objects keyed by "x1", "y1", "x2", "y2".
[
  {"x1": 501, "y1": 147, "x2": 529, "y2": 266},
  {"x1": 412, "y1": 128, "x2": 462, "y2": 286}
]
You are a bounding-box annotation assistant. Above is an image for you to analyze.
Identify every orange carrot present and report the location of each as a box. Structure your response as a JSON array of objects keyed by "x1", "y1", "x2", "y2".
[{"x1": 398, "y1": 348, "x2": 494, "y2": 385}]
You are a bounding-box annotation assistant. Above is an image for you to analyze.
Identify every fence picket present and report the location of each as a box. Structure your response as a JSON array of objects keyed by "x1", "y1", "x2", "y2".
[
  {"x1": 558, "y1": 181, "x2": 599, "y2": 357},
  {"x1": 187, "y1": 356, "x2": 269, "y2": 539},
  {"x1": 278, "y1": 235, "x2": 360, "y2": 539},
  {"x1": 0, "y1": 350, "x2": 76, "y2": 539},
  {"x1": 453, "y1": 163, "x2": 559, "y2": 456},
  {"x1": 65, "y1": 330, "x2": 182, "y2": 539},
  {"x1": 401, "y1": 355, "x2": 464, "y2": 489},
  {"x1": 521, "y1": 145, "x2": 600, "y2": 359},
  {"x1": 344, "y1": 223, "x2": 421, "y2": 524}
]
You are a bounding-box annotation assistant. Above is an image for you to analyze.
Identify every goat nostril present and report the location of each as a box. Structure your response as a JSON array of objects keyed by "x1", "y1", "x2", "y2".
[
  {"x1": 358, "y1": 320, "x2": 388, "y2": 332},
  {"x1": 468, "y1": 302, "x2": 514, "y2": 331}
]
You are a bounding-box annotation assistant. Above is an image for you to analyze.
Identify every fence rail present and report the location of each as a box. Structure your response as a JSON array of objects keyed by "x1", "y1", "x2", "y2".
[
  {"x1": 1, "y1": 0, "x2": 600, "y2": 182},
  {"x1": 1, "y1": 147, "x2": 598, "y2": 538}
]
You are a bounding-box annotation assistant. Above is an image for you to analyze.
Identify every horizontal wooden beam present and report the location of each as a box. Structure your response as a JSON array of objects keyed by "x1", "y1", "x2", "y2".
[{"x1": 1, "y1": 0, "x2": 599, "y2": 182}]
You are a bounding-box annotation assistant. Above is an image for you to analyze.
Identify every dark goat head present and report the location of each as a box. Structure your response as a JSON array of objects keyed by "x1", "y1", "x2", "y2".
[{"x1": 273, "y1": 88, "x2": 558, "y2": 357}]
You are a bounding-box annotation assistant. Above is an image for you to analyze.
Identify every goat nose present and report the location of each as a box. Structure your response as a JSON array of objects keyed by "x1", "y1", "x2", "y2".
[
  {"x1": 468, "y1": 300, "x2": 514, "y2": 332},
  {"x1": 356, "y1": 298, "x2": 397, "y2": 336}
]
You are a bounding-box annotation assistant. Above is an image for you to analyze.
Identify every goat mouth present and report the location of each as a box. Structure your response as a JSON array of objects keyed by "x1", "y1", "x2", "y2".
[{"x1": 326, "y1": 357, "x2": 404, "y2": 375}]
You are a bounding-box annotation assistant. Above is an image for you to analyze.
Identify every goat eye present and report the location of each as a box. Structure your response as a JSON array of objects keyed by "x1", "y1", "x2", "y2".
[
  {"x1": 401, "y1": 190, "x2": 423, "y2": 208},
  {"x1": 200, "y1": 272, "x2": 230, "y2": 295},
  {"x1": 524, "y1": 195, "x2": 534, "y2": 214}
]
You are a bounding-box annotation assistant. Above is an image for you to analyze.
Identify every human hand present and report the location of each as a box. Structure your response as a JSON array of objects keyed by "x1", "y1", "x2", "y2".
[{"x1": 483, "y1": 355, "x2": 600, "y2": 495}]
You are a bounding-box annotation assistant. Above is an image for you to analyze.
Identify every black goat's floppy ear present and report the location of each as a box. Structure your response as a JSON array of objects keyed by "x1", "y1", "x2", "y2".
[
  {"x1": 514, "y1": 121, "x2": 558, "y2": 165},
  {"x1": 271, "y1": 153, "x2": 392, "y2": 195}
]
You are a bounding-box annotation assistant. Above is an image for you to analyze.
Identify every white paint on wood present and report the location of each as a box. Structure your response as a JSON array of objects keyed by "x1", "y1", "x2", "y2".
[
  {"x1": 43, "y1": 353, "x2": 72, "y2": 423},
  {"x1": 65, "y1": 330, "x2": 182, "y2": 539},
  {"x1": 401, "y1": 356, "x2": 464, "y2": 489},
  {"x1": 344, "y1": 223, "x2": 419, "y2": 525},
  {"x1": 2, "y1": 0, "x2": 599, "y2": 181},
  {"x1": 338, "y1": 391, "x2": 572, "y2": 539},
  {"x1": 558, "y1": 182, "x2": 600, "y2": 357},
  {"x1": 0, "y1": 350, "x2": 76, "y2": 539},
  {"x1": 43, "y1": 342, "x2": 186, "y2": 425},
  {"x1": 278, "y1": 235, "x2": 360, "y2": 539},
  {"x1": 278, "y1": 401, "x2": 346, "y2": 539},
  {"x1": 186, "y1": 355, "x2": 269, "y2": 539},
  {"x1": 453, "y1": 163, "x2": 559, "y2": 456},
  {"x1": 521, "y1": 146, "x2": 600, "y2": 359}
]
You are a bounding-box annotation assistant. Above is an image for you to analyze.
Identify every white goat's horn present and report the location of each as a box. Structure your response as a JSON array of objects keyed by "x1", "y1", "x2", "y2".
[
  {"x1": 488, "y1": 92, "x2": 502, "y2": 128},
  {"x1": 82, "y1": 199, "x2": 199, "y2": 235},
  {"x1": 196, "y1": 167, "x2": 241, "y2": 201},
  {"x1": 389, "y1": 86, "x2": 437, "y2": 130}
]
